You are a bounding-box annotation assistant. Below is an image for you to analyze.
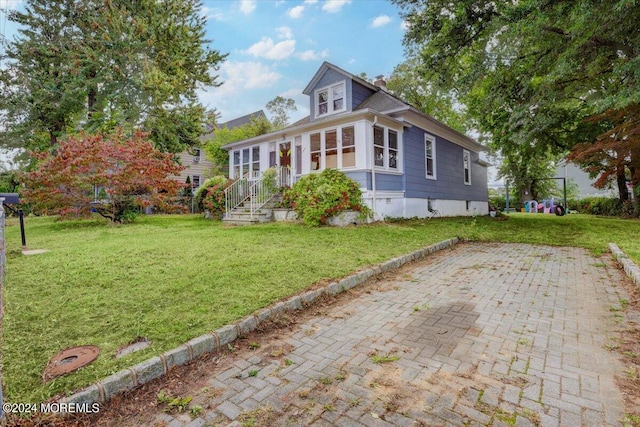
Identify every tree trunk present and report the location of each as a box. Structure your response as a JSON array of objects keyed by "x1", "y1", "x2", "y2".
[
  {"x1": 616, "y1": 167, "x2": 629, "y2": 202},
  {"x1": 519, "y1": 181, "x2": 533, "y2": 205},
  {"x1": 49, "y1": 130, "x2": 57, "y2": 146}
]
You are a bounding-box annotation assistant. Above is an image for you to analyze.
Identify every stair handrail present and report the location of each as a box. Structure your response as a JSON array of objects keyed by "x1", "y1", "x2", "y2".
[
  {"x1": 224, "y1": 173, "x2": 251, "y2": 219},
  {"x1": 224, "y1": 168, "x2": 292, "y2": 220},
  {"x1": 247, "y1": 167, "x2": 290, "y2": 219}
]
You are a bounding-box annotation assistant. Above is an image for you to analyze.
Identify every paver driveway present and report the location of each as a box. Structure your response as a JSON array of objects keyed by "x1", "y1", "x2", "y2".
[{"x1": 151, "y1": 243, "x2": 630, "y2": 427}]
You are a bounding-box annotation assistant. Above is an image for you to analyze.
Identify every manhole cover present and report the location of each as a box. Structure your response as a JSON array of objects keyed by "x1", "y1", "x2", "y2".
[{"x1": 43, "y1": 345, "x2": 100, "y2": 382}]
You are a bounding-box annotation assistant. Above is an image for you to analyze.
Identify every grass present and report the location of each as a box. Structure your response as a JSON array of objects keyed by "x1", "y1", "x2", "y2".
[{"x1": 2, "y1": 212, "x2": 640, "y2": 403}]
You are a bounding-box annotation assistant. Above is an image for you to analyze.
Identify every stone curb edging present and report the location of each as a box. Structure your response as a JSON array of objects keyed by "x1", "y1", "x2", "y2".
[
  {"x1": 609, "y1": 242, "x2": 640, "y2": 287},
  {"x1": 59, "y1": 237, "x2": 460, "y2": 409}
]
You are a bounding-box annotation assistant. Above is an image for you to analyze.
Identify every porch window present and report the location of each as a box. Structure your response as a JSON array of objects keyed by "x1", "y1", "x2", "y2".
[
  {"x1": 425, "y1": 134, "x2": 436, "y2": 179},
  {"x1": 295, "y1": 136, "x2": 302, "y2": 175},
  {"x1": 389, "y1": 130, "x2": 398, "y2": 169},
  {"x1": 374, "y1": 125, "x2": 399, "y2": 170},
  {"x1": 315, "y1": 82, "x2": 346, "y2": 118},
  {"x1": 242, "y1": 148, "x2": 250, "y2": 177},
  {"x1": 233, "y1": 150, "x2": 241, "y2": 179},
  {"x1": 342, "y1": 126, "x2": 355, "y2": 168},
  {"x1": 192, "y1": 175, "x2": 201, "y2": 188},
  {"x1": 463, "y1": 150, "x2": 471, "y2": 185},
  {"x1": 325, "y1": 130, "x2": 338, "y2": 169},
  {"x1": 310, "y1": 133, "x2": 321, "y2": 170},
  {"x1": 374, "y1": 126, "x2": 384, "y2": 167},
  {"x1": 252, "y1": 146, "x2": 260, "y2": 178},
  {"x1": 232, "y1": 146, "x2": 260, "y2": 179},
  {"x1": 309, "y1": 126, "x2": 357, "y2": 172},
  {"x1": 269, "y1": 142, "x2": 276, "y2": 168}
]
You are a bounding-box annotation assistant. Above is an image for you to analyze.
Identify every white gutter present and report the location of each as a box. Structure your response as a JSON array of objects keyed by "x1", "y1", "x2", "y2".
[{"x1": 371, "y1": 115, "x2": 378, "y2": 220}]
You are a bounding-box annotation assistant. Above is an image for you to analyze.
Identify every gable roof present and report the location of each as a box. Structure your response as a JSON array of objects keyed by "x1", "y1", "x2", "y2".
[
  {"x1": 224, "y1": 62, "x2": 484, "y2": 153},
  {"x1": 218, "y1": 110, "x2": 267, "y2": 129},
  {"x1": 303, "y1": 61, "x2": 379, "y2": 95},
  {"x1": 354, "y1": 90, "x2": 406, "y2": 113}
]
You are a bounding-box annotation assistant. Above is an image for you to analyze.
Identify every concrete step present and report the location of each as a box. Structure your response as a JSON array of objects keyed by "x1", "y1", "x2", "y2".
[
  {"x1": 223, "y1": 210, "x2": 272, "y2": 225},
  {"x1": 222, "y1": 218, "x2": 262, "y2": 226}
]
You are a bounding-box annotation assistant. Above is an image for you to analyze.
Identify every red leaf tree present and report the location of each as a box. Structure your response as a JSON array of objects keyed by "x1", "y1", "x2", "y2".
[
  {"x1": 567, "y1": 105, "x2": 640, "y2": 216},
  {"x1": 22, "y1": 129, "x2": 185, "y2": 222}
]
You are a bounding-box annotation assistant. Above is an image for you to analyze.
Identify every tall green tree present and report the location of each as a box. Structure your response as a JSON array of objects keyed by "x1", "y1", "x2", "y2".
[
  {"x1": 386, "y1": 58, "x2": 468, "y2": 133},
  {"x1": 0, "y1": 0, "x2": 226, "y2": 154},
  {"x1": 394, "y1": 0, "x2": 640, "y2": 206},
  {"x1": 266, "y1": 96, "x2": 297, "y2": 130},
  {"x1": 204, "y1": 116, "x2": 273, "y2": 176}
]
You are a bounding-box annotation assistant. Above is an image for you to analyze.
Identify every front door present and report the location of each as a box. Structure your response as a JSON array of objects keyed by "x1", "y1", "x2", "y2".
[
  {"x1": 279, "y1": 141, "x2": 291, "y2": 169},
  {"x1": 279, "y1": 141, "x2": 291, "y2": 187}
]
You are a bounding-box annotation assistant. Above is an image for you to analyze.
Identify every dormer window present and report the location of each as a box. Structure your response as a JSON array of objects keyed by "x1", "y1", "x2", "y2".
[{"x1": 315, "y1": 82, "x2": 346, "y2": 118}]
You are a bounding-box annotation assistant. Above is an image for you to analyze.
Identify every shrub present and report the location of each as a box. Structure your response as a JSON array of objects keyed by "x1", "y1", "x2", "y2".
[
  {"x1": 282, "y1": 169, "x2": 370, "y2": 226},
  {"x1": 194, "y1": 176, "x2": 233, "y2": 218},
  {"x1": 574, "y1": 197, "x2": 623, "y2": 216}
]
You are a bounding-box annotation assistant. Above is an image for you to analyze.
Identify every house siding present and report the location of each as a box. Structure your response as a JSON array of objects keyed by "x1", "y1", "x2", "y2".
[
  {"x1": 176, "y1": 150, "x2": 214, "y2": 183},
  {"x1": 351, "y1": 81, "x2": 376, "y2": 110},
  {"x1": 344, "y1": 171, "x2": 403, "y2": 192},
  {"x1": 403, "y1": 127, "x2": 487, "y2": 201}
]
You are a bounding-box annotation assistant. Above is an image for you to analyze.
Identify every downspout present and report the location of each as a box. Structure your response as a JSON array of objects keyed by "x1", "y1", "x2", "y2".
[{"x1": 371, "y1": 116, "x2": 378, "y2": 220}]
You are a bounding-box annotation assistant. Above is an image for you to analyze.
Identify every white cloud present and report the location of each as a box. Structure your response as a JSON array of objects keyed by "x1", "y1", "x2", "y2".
[
  {"x1": 200, "y1": 6, "x2": 225, "y2": 21},
  {"x1": 322, "y1": 0, "x2": 351, "y2": 13},
  {"x1": 297, "y1": 49, "x2": 329, "y2": 61},
  {"x1": 279, "y1": 88, "x2": 302, "y2": 98},
  {"x1": 239, "y1": 0, "x2": 256, "y2": 14},
  {"x1": 287, "y1": 5, "x2": 305, "y2": 18},
  {"x1": 198, "y1": 61, "x2": 282, "y2": 121},
  {"x1": 215, "y1": 61, "x2": 282, "y2": 95},
  {"x1": 277, "y1": 26, "x2": 293, "y2": 39},
  {"x1": 304, "y1": 0, "x2": 319, "y2": 3},
  {"x1": 371, "y1": 15, "x2": 391, "y2": 28},
  {"x1": 244, "y1": 37, "x2": 296, "y2": 60}
]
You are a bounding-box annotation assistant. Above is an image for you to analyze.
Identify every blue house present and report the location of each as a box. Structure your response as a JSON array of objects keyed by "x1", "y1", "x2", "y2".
[{"x1": 222, "y1": 62, "x2": 489, "y2": 220}]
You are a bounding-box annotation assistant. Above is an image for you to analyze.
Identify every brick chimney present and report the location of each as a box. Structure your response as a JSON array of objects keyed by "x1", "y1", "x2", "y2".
[{"x1": 373, "y1": 75, "x2": 387, "y2": 91}]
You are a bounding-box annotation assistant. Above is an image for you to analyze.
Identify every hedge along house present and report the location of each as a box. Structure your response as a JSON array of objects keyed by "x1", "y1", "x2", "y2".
[{"x1": 222, "y1": 62, "x2": 489, "y2": 220}]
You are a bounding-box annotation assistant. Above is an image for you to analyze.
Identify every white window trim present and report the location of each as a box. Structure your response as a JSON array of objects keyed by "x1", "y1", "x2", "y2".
[
  {"x1": 463, "y1": 149, "x2": 471, "y2": 185},
  {"x1": 314, "y1": 81, "x2": 346, "y2": 119},
  {"x1": 308, "y1": 124, "x2": 358, "y2": 172},
  {"x1": 373, "y1": 125, "x2": 401, "y2": 172},
  {"x1": 425, "y1": 134, "x2": 436, "y2": 180},
  {"x1": 231, "y1": 145, "x2": 260, "y2": 179},
  {"x1": 193, "y1": 148, "x2": 201, "y2": 163}
]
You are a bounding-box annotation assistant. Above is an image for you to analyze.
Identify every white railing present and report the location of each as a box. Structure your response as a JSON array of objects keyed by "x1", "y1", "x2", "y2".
[
  {"x1": 224, "y1": 173, "x2": 251, "y2": 217},
  {"x1": 224, "y1": 167, "x2": 293, "y2": 219}
]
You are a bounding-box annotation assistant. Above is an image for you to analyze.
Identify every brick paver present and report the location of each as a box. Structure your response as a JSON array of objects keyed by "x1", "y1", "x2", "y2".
[{"x1": 154, "y1": 243, "x2": 630, "y2": 426}]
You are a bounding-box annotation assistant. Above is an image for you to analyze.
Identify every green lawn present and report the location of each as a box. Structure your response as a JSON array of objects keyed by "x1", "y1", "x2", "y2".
[{"x1": 2, "y1": 213, "x2": 639, "y2": 403}]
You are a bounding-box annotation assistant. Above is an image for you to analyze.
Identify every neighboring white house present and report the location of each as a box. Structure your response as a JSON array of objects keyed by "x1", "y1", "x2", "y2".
[
  {"x1": 176, "y1": 110, "x2": 268, "y2": 188},
  {"x1": 556, "y1": 160, "x2": 617, "y2": 199},
  {"x1": 222, "y1": 62, "x2": 489, "y2": 219},
  {"x1": 175, "y1": 147, "x2": 213, "y2": 189}
]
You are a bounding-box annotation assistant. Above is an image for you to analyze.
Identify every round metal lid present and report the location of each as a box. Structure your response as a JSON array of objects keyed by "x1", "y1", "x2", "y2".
[{"x1": 43, "y1": 345, "x2": 100, "y2": 382}]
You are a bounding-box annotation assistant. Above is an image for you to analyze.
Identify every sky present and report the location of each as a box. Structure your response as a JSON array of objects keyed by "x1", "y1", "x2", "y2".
[
  {"x1": 1, "y1": 0, "x2": 408, "y2": 125},
  {"x1": 197, "y1": 0, "x2": 409, "y2": 124}
]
